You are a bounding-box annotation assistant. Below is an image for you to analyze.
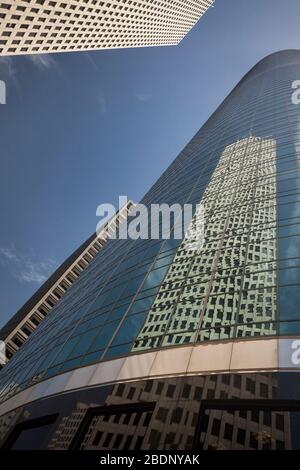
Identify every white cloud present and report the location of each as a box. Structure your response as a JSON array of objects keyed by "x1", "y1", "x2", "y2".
[
  {"x1": 26, "y1": 53, "x2": 57, "y2": 71},
  {"x1": 83, "y1": 53, "x2": 107, "y2": 114},
  {"x1": 97, "y1": 91, "x2": 107, "y2": 115},
  {"x1": 0, "y1": 57, "x2": 16, "y2": 79},
  {"x1": 83, "y1": 52, "x2": 99, "y2": 70},
  {"x1": 0, "y1": 56, "x2": 20, "y2": 93},
  {"x1": 0, "y1": 246, "x2": 57, "y2": 285},
  {"x1": 134, "y1": 92, "x2": 152, "y2": 102}
]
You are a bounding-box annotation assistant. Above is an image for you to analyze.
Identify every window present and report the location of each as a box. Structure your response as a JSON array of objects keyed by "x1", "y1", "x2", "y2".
[
  {"x1": 211, "y1": 418, "x2": 221, "y2": 436},
  {"x1": 156, "y1": 407, "x2": 168, "y2": 422},
  {"x1": 224, "y1": 423, "x2": 233, "y2": 441},
  {"x1": 92, "y1": 431, "x2": 103, "y2": 446},
  {"x1": 237, "y1": 428, "x2": 246, "y2": 445},
  {"x1": 166, "y1": 384, "x2": 176, "y2": 398}
]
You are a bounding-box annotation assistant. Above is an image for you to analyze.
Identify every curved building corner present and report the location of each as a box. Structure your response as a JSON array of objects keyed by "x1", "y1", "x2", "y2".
[{"x1": 1, "y1": 50, "x2": 300, "y2": 450}]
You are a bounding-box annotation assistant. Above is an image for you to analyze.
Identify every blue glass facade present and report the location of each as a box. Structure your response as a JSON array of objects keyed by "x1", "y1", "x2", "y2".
[{"x1": 1, "y1": 50, "x2": 300, "y2": 403}]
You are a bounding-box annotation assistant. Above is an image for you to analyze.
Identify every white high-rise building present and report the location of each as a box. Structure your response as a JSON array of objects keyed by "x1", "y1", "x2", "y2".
[{"x1": 0, "y1": 0, "x2": 214, "y2": 56}]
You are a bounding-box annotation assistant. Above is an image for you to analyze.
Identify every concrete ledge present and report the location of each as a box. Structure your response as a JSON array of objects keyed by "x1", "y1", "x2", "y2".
[{"x1": 0, "y1": 337, "x2": 282, "y2": 417}]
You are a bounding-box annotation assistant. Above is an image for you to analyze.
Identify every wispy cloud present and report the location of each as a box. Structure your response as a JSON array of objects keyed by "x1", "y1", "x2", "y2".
[
  {"x1": 0, "y1": 57, "x2": 16, "y2": 79},
  {"x1": 83, "y1": 53, "x2": 107, "y2": 114},
  {"x1": 96, "y1": 91, "x2": 107, "y2": 115},
  {"x1": 134, "y1": 92, "x2": 152, "y2": 102},
  {"x1": 0, "y1": 56, "x2": 20, "y2": 93},
  {"x1": 83, "y1": 51, "x2": 100, "y2": 71},
  {"x1": 0, "y1": 246, "x2": 57, "y2": 285},
  {"x1": 26, "y1": 53, "x2": 58, "y2": 71}
]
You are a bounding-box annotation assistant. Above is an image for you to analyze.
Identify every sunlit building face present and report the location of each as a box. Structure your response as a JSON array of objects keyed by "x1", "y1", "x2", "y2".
[{"x1": 0, "y1": 0, "x2": 214, "y2": 56}]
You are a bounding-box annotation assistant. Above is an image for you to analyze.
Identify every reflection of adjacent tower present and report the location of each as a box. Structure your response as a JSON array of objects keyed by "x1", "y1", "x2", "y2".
[
  {"x1": 0, "y1": 408, "x2": 23, "y2": 442},
  {"x1": 133, "y1": 136, "x2": 277, "y2": 352},
  {"x1": 47, "y1": 403, "x2": 93, "y2": 450},
  {"x1": 76, "y1": 373, "x2": 291, "y2": 451}
]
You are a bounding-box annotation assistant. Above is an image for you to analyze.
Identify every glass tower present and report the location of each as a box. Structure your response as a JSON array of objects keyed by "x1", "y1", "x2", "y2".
[{"x1": 1, "y1": 50, "x2": 300, "y2": 450}]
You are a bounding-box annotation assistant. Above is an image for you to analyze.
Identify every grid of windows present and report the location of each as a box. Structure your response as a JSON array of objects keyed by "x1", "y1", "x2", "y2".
[
  {"x1": 1, "y1": 50, "x2": 300, "y2": 405},
  {"x1": 0, "y1": 0, "x2": 214, "y2": 55},
  {"x1": 197, "y1": 408, "x2": 289, "y2": 450},
  {"x1": 133, "y1": 136, "x2": 277, "y2": 350},
  {"x1": 42, "y1": 373, "x2": 292, "y2": 451}
]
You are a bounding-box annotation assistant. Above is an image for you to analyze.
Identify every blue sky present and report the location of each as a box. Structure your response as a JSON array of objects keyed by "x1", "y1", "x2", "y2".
[{"x1": 0, "y1": 0, "x2": 300, "y2": 327}]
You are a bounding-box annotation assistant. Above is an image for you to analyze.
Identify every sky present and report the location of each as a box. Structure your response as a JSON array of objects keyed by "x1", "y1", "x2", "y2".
[{"x1": 0, "y1": 0, "x2": 300, "y2": 327}]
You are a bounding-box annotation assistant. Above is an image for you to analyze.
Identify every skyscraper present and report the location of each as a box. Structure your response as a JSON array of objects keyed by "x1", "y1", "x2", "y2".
[
  {"x1": 0, "y1": 201, "x2": 134, "y2": 363},
  {"x1": 1, "y1": 50, "x2": 300, "y2": 450},
  {"x1": 0, "y1": 0, "x2": 214, "y2": 56}
]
